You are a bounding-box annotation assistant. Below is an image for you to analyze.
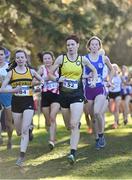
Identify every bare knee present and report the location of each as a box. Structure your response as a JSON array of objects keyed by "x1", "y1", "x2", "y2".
[
  {"x1": 22, "y1": 126, "x2": 30, "y2": 135},
  {"x1": 70, "y1": 121, "x2": 81, "y2": 129},
  {"x1": 50, "y1": 114, "x2": 56, "y2": 123},
  {"x1": 94, "y1": 111, "x2": 102, "y2": 119},
  {"x1": 5, "y1": 123, "x2": 13, "y2": 132}
]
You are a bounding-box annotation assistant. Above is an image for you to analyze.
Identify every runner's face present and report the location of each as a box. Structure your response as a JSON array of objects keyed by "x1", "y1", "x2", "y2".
[
  {"x1": 15, "y1": 52, "x2": 27, "y2": 66},
  {"x1": 113, "y1": 65, "x2": 119, "y2": 75},
  {"x1": 89, "y1": 39, "x2": 100, "y2": 53},
  {"x1": 122, "y1": 66, "x2": 127, "y2": 74},
  {"x1": 43, "y1": 54, "x2": 53, "y2": 67},
  {"x1": 0, "y1": 50, "x2": 5, "y2": 63},
  {"x1": 66, "y1": 39, "x2": 79, "y2": 55}
]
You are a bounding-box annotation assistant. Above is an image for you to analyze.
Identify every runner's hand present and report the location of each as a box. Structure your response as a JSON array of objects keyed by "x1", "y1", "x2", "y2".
[
  {"x1": 12, "y1": 86, "x2": 22, "y2": 93},
  {"x1": 89, "y1": 79, "x2": 96, "y2": 88},
  {"x1": 58, "y1": 76, "x2": 65, "y2": 82},
  {"x1": 107, "y1": 81, "x2": 114, "y2": 89}
]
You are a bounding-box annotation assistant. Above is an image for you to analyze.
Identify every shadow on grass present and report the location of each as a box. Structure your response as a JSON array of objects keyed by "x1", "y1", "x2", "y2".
[
  {"x1": 1, "y1": 127, "x2": 132, "y2": 179},
  {"x1": 16, "y1": 131, "x2": 132, "y2": 179}
]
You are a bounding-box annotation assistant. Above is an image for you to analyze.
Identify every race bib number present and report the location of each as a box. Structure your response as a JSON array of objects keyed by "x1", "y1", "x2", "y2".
[
  {"x1": 15, "y1": 86, "x2": 30, "y2": 96},
  {"x1": 63, "y1": 79, "x2": 78, "y2": 89},
  {"x1": 44, "y1": 81, "x2": 58, "y2": 90},
  {"x1": 87, "y1": 76, "x2": 102, "y2": 84}
]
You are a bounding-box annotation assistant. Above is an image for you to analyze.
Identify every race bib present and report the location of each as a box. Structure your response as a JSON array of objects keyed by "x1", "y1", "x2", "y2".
[
  {"x1": 87, "y1": 76, "x2": 102, "y2": 84},
  {"x1": 63, "y1": 79, "x2": 78, "y2": 89},
  {"x1": 15, "y1": 86, "x2": 30, "y2": 96},
  {"x1": 44, "y1": 81, "x2": 58, "y2": 90},
  {"x1": 96, "y1": 76, "x2": 102, "y2": 83}
]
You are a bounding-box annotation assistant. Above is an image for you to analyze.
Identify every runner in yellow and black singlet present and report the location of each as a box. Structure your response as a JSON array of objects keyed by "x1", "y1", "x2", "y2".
[
  {"x1": 0, "y1": 50, "x2": 44, "y2": 167},
  {"x1": 53, "y1": 35, "x2": 97, "y2": 165},
  {"x1": 59, "y1": 54, "x2": 84, "y2": 108},
  {"x1": 10, "y1": 66, "x2": 34, "y2": 113}
]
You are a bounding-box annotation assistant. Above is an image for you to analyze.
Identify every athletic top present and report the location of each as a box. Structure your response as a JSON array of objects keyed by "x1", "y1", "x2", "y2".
[
  {"x1": 40, "y1": 65, "x2": 59, "y2": 94},
  {"x1": 121, "y1": 75, "x2": 131, "y2": 95},
  {"x1": 60, "y1": 54, "x2": 83, "y2": 92},
  {"x1": 109, "y1": 75, "x2": 122, "y2": 92},
  {"x1": 10, "y1": 67, "x2": 33, "y2": 96},
  {"x1": 84, "y1": 54, "x2": 105, "y2": 87},
  {"x1": 0, "y1": 63, "x2": 11, "y2": 89}
]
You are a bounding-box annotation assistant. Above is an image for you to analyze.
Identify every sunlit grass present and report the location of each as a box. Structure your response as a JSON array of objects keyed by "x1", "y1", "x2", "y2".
[{"x1": 0, "y1": 112, "x2": 132, "y2": 179}]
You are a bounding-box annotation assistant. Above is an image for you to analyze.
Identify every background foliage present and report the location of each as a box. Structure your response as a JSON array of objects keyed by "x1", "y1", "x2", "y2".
[{"x1": 0, "y1": 0, "x2": 132, "y2": 66}]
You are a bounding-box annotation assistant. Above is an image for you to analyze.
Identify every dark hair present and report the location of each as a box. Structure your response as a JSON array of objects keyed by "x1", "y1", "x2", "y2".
[
  {"x1": 37, "y1": 51, "x2": 55, "y2": 63},
  {"x1": 65, "y1": 35, "x2": 79, "y2": 43},
  {"x1": 7, "y1": 50, "x2": 28, "y2": 71},
  {"x1": 7, "y1": 61, "x2": 17, "y2": 72},
  {"x1": 15, "y1": 50, "x2": 28, "y2": 58},
  {"x1": 0, "y1": 46, "x2": 6, "y2": 54},
  {"x1": 37, "y1": 52, "x2": 43, "y2": 62}
]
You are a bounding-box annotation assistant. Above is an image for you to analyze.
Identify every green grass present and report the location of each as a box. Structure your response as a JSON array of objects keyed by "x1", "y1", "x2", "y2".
[{"x1": 0, "y1": 113, "x2": 132, "y2": 179}]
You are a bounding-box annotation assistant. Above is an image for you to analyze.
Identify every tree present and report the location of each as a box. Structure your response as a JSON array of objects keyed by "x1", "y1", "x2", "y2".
[{"x1": 0, "y1": 0, "x2": 131, "y2": 65}]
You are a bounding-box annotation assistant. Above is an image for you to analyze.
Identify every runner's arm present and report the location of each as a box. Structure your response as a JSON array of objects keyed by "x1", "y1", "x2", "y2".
[{"x1": 82, "y1": 56, "x2": 98, "y2": 82}]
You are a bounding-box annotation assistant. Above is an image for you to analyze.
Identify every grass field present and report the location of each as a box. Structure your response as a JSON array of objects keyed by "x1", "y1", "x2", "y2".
[{"x1": 0, "y1": 112, "x2": 132, "y2": 179}]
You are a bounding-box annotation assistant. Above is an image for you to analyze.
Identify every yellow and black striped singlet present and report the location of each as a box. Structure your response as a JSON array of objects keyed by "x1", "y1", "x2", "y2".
[{"x1": 10, "y1": 67, "x2": 33, "y2": 96}]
